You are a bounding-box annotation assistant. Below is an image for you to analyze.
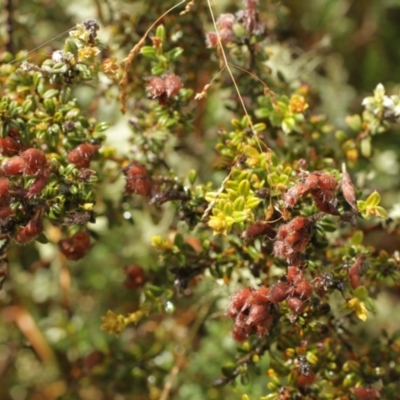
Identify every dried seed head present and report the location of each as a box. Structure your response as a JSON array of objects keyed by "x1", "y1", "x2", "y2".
[{"x1": 20, "y1": 148, "x2": 47, "y2": 174}]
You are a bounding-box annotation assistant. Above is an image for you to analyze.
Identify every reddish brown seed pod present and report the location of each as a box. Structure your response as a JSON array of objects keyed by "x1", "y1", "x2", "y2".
[
  {"x1": 0, "y1": 206, "x2": 13, "y2": 220},
  {"x1": 267, "y1": 282, "x2": 290, "y2": 304},
  {"x1": 27, "y1": 169, "x2": 50, "y2": 198},
  {"x1": 0, "y1": 177, "x2": 9, "y2": 196},
  {"x1": 216, "y1": 13, "x2": 235, "y2": 29},
  {"x1": 227, "y1": 287, "x2": 253, "y2": 317},
  {"x1": 14, "y1": 218, "x2": 44, "y2": 244},
  {"x1": 20, "y1": 148, "x2": 47, "y2": 174},
  {"x1": 287, "y1": 296, "x2": 306, "y2": 313},
  {"x1": 341, "y1": 163, "x2": 358, "y2": 211},
  {"x1": 246, "y1": 304, "x2": 269, "y2": 326},
  {"x1": 232, "y1": 323, "x2": 248, "y2": 342},
  {"x1": 296, "y1": 370, "x2": 316, "y2": 387},
  {"x1": 302, "y1": 173, "x2": 319, "y2": 192},
  {"x1": 59, "y1": 231, "x2": 91, "y2": 260},
  {"x1": 311, "y1": 188, "x2": 340, "y2": 215},
  {"x1": 249, "y1": 286, "x2": 270, "y2": 305},
  {"x1": 3, "y1": 157, "x2": 26, "y2": 176},
  {"x1": 287, "y1": 266, "x2": 303, "y2": 284},
  {"x1": 123, "y1": 161, "x2": 152, "y2": 196},
  {"x1": 164, "y1": 74, "x2": 182, "y2": 98},
  {"x1": 146, "y1": 77, "x2": 166, "y2": 99},
  {"x1": 241, "y1": 221, "x2": 274, "y2": 240},
  {"x1": 255, "y1": 314, "x2": 273, "y2": 336},
  {"x1": 124, "y1": 265, "x2": 146, "y2": 289},
  {"x1": 351, "y1": 387, "x2": 381, "y2": 400},
  {"x1": 288, "y1": 216, "x2": 310, "y2": 231},
  {"x1": 68, "y1": 143, "x2": 99, "y2": 169},
  {"x1": 284, "y1": 183, "x2": 308, "y2": 207},
  {"x1": 0, "y1": 136, "x2": 21, "y2": 156},
  {"x1": 317, "y1": 172, "x2": 337, "y2": 191},
  {"x1": 205, "y1": 32, "x2": 219, "y2": 48},
  {"x1": 348, "y1": 254, "x2": 366, "y2": 290},
  {"x1": 294, "y1": 279, "x2": 313, "y2": 300}
]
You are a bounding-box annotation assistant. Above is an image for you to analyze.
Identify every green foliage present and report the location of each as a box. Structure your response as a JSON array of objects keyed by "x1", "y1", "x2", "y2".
[{"x1": 1, "y1": 1, "x2": 400, "y2": 400}]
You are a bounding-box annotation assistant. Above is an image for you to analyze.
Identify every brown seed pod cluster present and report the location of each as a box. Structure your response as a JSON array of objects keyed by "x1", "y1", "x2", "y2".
[
  {"x1": 227, "y1": 286, "x2": 273, "y2": 341},
  {"x1": 206, "y1": 13, "x2": 236, "y2": 48},
  {"x1": 59, "y1": 231, "x2": 91, "y2": 260},
  {"x1": 145, "y1": 74, "x2": 182, "y2": 104},
  {"x1": 273, "y1": 216, "x2": 313, "y2": 263},
  {"x1": 236, "y1": 0, "x2": 264, "y2": 35},
  {"x1": 123, "y1": 161, "x2": 152, "y2": 196},
  {"x1": 284, "y1": 170, "x2": 339, "y2": 215},
  {"x1": 227, "y1": 267, "x2": 314, "y2": 341},
  {"x1": 1, "y1": 147, "x2": 51, "y2": 205}
]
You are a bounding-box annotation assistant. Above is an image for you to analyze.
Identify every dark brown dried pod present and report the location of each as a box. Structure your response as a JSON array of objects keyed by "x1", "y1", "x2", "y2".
[
  {"x1": 341, "y1": 163, "x2": 358, "y2": 211},
  {"x1": 14, "y1": 218, "x2": 44, "y2": 244},
  {"x1": 124, "y1": 265, "x2": 146, "y2": 289},
  {"x1": 123, "y1": 161, "x2": 152, "y2": 196},
  {"x1": 241, "y1": 221, "x2": 274, "y2": 240},
  {"x1": 59, "y1": 231, "x2": 91, "y2": 260},
  {"x1": 0, "y1": 136, "x2": 21, "y2": 156}
]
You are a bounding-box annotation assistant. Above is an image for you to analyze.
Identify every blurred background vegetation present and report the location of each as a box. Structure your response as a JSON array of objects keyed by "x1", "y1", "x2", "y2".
[{"x1": 1, "y1": 0, "x2": 400, "y2": 399}]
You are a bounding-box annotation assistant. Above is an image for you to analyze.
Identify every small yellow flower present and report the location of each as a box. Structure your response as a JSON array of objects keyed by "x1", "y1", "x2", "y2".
[
  {"x1": 102, "y1": 57, "x2": 120, "y2": 78},
  {"x1": 348, "y1": 298, "x2": 368, "y2": 321},
  {"x1": 78, "y1": 46, "x2": 100, "y2": 60},
  {"x1": 289, "y1": 94, "x2": 308, "y2": 114},
  {"x1": 100, "y1": 310, "x2": 126, "y2": 334}
]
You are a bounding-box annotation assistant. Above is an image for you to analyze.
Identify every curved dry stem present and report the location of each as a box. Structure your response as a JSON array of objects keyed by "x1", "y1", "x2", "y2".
[{"x1": 118, "y1": 0, "x2": 186, "y2": 113}]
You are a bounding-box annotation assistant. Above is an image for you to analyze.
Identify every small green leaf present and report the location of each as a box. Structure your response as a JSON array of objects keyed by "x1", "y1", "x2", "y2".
[{"x1": 365, "y1": 191, "x2": 381, "y2": 207}]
